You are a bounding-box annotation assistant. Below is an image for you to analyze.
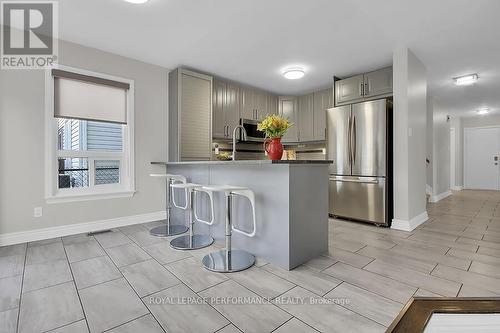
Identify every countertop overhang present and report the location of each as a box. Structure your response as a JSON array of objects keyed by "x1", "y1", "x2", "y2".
[{"x1": 151, "y1": 160, "x2": 332, "y2": 166}]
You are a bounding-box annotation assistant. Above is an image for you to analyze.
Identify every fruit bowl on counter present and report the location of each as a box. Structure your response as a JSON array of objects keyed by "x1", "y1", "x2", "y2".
[{"x1": 216, "y1": 152, "x2": 232, "y2": 161}]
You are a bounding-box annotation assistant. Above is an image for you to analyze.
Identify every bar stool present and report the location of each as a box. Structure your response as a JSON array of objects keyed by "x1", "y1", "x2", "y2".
[
  {"x1": 201, "y1": 185, "x2": 256, "y2": 273},
  {"x1": 170, "y1": 183, "x2": 215, "y2": 250},
  {"x1": 149, "y1": 174, "x2": 189, "y2": 237}
]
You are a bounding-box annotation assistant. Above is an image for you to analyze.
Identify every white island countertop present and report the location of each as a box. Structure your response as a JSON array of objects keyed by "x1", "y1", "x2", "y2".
[{"x1": 151, "y1": 160, "x2": 332, "y2": 166}]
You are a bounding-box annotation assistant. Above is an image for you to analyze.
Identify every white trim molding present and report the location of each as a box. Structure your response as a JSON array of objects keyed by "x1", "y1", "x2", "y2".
[
  {"x1": 391, "y1": 211, "x2": 429, "y2": 232},
  {"x1": 430, "y1": 190, "x2": 452, "y2": 203},
  {"x1": 0, "y1": 211, "x2": 165, "y2": 247},
  {"x1": 451, "y1": 186, "x2": 463, "y2": 191},
  {"x1": 426, "y1": 184, "x2": 433, "y2": 196}
]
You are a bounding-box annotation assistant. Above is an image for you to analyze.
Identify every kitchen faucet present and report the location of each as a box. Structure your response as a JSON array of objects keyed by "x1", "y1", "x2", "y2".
[{"x1": 232, "y1": 125, "x2": 247, "y2": 161}]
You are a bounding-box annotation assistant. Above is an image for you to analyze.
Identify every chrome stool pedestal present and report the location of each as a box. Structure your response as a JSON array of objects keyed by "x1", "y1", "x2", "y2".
[
  {"x1": 170, "y1": 183, "x2": 214, "y2": 250},
  {"x1": 201, "y1": 186, "x2": 256, "y2": 273},
  {"x1": 149, "y1": 174, "x2": 189, "y2": 237}
]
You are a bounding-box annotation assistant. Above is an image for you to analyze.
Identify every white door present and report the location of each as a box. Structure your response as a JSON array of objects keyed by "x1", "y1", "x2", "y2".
[
  {"x1": 450, "y1": 128, "x2": 456, "y2": 189},
  {"x1": 464, "y1": 127, "x2": 500, "y2": 190}
]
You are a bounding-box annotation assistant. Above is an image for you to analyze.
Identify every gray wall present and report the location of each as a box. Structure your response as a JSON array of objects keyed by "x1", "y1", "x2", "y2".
[
  {"x1": 0, "y1": 40, "x2": 169, "y2": 234},
  {"x1": 426, "y1": 97, "x2": 434, "y2": 188},
  {"x1": 393, "y1": 48, "x2": 427, "y2": 223}
]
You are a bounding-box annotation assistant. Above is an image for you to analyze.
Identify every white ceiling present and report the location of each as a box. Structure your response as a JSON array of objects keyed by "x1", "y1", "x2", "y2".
[{"x1": 59, "y1": 0, "x2": 500, "y2": 117}]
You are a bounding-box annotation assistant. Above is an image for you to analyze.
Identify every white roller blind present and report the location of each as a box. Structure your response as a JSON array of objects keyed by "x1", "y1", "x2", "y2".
[{"x1": 54, "y1": 71, "x2": 128, "y2": 124}]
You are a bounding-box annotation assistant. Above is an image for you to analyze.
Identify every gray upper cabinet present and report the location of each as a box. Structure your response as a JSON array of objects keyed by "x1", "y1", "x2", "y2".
[
  {"x1": 254, "y1": 89, "x2": 268, "y2": 120},
  {"x1": 212, "y1": 79, "x2": 226, "y2": 139},
  {"x1": 279, "y1": 96, "x2": 298, "y2": 143},
  {"x1": 335, "y1": 67, "x2": 393, "y2": 106},
  {"x1": 225, "y1": 83, "x2": 240, "y2": 138},
  {"x1": 212, "y1": 80, "x2": 241, "y2": 139},
  {"x1": 268, "y1": 94, "x2": 278, "y2": 115},
  {"x1": 240, "y1": 87, "x2": 254, "y2": 120},
  {"x1": 313, "y1": 88, "x2": 333, "y2": 141},
  {"x1": 298, "y1": 93, "x2": 314, "y2": 142},
  {"x1": 169, "y1": 68, "x2": 212, "y2": 161},
  {"x1": 335, "y1": 74, "x2": 364, "y2": 105},
  {"x1": 364, "y1": 67, "x2": 393, "y2": 98}
]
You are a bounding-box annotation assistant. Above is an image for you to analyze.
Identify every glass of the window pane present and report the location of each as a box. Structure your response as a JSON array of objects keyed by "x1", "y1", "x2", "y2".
[
  {"x1": 58, "y1": 158, "x2": 89, "y2": 188},
  {"x1": 95, "y1": 160, "x2": 120, "y2": 185},
  {"x1": 57, "y1": 118, "x2": 123, "y2": 151}
]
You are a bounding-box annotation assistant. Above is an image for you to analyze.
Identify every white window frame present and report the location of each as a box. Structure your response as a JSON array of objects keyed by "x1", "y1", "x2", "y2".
[{"x1": 45, "y1": 64, "x2": 135, "y2": 203}]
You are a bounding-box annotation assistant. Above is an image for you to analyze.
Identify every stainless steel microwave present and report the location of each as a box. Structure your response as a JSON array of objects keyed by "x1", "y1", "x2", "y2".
[{"x1": 240, "y1": 118, "x2": 266, "y2": 142}]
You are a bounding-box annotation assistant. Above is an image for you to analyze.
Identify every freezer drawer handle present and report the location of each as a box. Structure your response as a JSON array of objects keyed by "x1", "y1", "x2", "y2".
[{"x1": 329, "y1": 177, "x2": 379, "y2": 184}]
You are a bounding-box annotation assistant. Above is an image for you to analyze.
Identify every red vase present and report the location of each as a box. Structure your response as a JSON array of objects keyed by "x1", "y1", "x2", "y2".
[{"x1": 264, "y1": 137, "x2": 284, "y2": 160}]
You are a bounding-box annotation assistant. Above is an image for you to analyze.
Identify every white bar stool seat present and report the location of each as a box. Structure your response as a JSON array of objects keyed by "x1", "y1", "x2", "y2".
[
  {"x1": 201, "y1": 185, "x2": 256, "y2": 273},
  {"x1": 148, "y1": 174, "x2": 189, "y2": 237},
  {"x1": 169, "y1": 183, "x2": 215, "y2": 250}
]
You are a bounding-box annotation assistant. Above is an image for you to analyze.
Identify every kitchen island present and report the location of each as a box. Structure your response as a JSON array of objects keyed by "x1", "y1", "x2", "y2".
[{"x1": 151, "y1": 160, "x2": 331, "y2": 270}]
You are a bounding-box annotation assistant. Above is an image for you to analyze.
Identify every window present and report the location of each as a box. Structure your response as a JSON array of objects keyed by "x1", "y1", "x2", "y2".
[{"x1": 45, "y1": 66, "x2": 135, "y2": 203}]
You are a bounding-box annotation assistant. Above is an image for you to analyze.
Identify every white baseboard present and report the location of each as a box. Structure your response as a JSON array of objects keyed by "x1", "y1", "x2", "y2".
[
  {"x1": 430, "y1": 190, "x2": 452, "y2": 203},
  {"x1": 391, "y1": 211, "x2": 429, "y2": 232},
  {"x1": 451, "y1": 186, "x2": 463, "y2": 191},
  {"x1": 0, "y1": 211, "x2": 166, "y2": 246}
]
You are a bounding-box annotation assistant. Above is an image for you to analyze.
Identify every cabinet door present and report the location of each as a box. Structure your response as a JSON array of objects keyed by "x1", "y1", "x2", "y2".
[
  {"x1": 298, "y1": 93, "x2": 314, "y2": 142},
  {"x1": 212, "y1": 79, "x2": 226, "y2": 139},
  {"x1": 279, "y1": 96, "x2": 298, "y2": 143},
  {"x1": 313, "y1": 88, "x2": 332, "y2": 141},
  {"x1": 225, "y1": 83, "x2": 240, "y2": 139},
  {"x1": 240, "y1": 87, "x2": 254, "y2": 120},
  {"x1": 267, "y1": 94, "x2": 278, "y2": 115},
  {"x1": 254, "y1": 89, "x2": 267, "y2": 120},
  {"x1": 335, "y1": 74, "x2": 364, "y2": 105},
  {"x1": 364, "y1": 67, "x2": 393, "y2": 98}
]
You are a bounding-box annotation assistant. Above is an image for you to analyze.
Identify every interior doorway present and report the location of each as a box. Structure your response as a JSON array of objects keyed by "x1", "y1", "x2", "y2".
[
  {"x1": 450, "y1": 128, "x2": 456, "y2": 189},
  {"x1": 464, "y1": 126, "x2": 500, "y2": 190}
]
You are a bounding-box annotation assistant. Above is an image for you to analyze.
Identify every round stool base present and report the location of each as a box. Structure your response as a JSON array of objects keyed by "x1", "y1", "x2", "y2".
[
  {"x1": 202, "y1": 249, "x2": 255, "y2": 273},
  {"x1": 170, "y1": 234, "x2": 214, "y2": 250},
  {"x1": 149, "y1": 223, "x2": 188, "y2": 237}
]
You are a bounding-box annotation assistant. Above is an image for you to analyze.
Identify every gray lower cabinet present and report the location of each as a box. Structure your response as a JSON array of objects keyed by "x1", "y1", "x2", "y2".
[
  {"x1": 298, "y1": 93, "x2": 314, "y2": 142},
  {"x1": 335, "y1": 67, "x2": 393, "y2": 106},
  {"x1": 279, "y1": 96, "x2": 298, "y2": 143},
  {"x1": 169, "y1": 68, "x2": 212, "y2": 161},
  {"x1": 313, "y1": 88, "x2": 333, "y2": 141}
]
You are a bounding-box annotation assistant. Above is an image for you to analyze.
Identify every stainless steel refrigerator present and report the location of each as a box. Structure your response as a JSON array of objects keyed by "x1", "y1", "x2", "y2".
[{"x1": 327, "y1": 99, "x2": 393, "y2": 226}]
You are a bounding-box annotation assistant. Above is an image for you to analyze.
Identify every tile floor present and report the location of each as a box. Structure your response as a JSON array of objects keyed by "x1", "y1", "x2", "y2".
[{"x1": 1, "y1": 190, "x2": 500, "y2": 332}]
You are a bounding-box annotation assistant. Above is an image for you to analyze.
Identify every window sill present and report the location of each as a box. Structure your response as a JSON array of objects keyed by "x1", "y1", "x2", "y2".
[{"x1": 46, "y1": 190, "x2": 135, "y2": 204}]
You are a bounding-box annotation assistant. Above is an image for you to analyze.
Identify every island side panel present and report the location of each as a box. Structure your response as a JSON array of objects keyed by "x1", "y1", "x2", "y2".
[
  {"x1": 288, "y1": 164, "x2": 329, "y2": 269},
  {"x1": 167, "y1": 163, "x2": 292, "y2": 269}
]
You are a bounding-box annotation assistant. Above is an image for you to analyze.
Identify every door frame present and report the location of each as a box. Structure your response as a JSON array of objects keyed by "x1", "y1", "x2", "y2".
[{"x1": 463, "y1": 125, "x2": 500, "y2": 190}]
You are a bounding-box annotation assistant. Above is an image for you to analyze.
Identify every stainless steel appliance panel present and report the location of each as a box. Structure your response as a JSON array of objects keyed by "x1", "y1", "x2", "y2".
[
  {"x1": 329, "y1": 175, "x2": 386, "y2": 225},
  {"x1": 351, "y1": 100, "x2": 387, "y2": 177},
  {"x1": 326, "y1": 105, "x2": 352, "y2": 175},
  {"x1": 240, "y1": 118, "x2": 266, "y2": 142}
]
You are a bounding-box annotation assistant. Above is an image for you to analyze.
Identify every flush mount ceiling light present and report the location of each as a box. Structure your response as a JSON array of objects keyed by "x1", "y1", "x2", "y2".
[
  {"x1": 453, "y1": 73, "x2": 478, "y2": 86},
  {"x1": 283, "y1": 68, "x2": 305, "y2": 80},
  {"x1": 477, "y1": 108, "x2": 489, "y2": 115},
  {"x1": 123, "y1": 0, "x2": 149, "y2": 4}
]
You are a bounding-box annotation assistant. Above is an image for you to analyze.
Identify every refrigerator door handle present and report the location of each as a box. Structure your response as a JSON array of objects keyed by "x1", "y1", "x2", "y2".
[
  {"x1": 347, "y1": 114, "x2": 352, "y2": 167},
  {"x1": 329, "y1": 177, "x2": 379, "y2": 184},
  {"x1": 352, "y1": 115, "x2": 357, "y2": 166}
]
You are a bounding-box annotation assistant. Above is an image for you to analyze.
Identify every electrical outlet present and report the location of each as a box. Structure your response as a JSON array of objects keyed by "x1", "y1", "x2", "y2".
[{"x1": 33, "y1": 207, "x2": 43, "y2": 218}]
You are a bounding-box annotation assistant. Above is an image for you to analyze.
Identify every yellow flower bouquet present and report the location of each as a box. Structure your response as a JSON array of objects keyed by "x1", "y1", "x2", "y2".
[{"x1": 257, "y1": 114, "x2": 293, "y2": 138}]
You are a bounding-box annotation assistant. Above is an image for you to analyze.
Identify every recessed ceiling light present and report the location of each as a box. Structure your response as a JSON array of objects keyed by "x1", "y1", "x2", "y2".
[
  {"x1": 283, "y1": 68, "x2": 305, "y2": 80},
  {"x1": 453, "y1": 73, "x2": 478, "y2": 86},
  {"x1": 477, "y1": 108, "x2": 489, "y2": 115},
  {"x1": 123, "y1": 0, "x2": 149, "y2": 4}
]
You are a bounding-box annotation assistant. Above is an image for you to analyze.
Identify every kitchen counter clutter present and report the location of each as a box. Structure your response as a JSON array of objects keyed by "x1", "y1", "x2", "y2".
[{"x1": 151, "y1": 160, "x2": 330, "y2": 270}]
